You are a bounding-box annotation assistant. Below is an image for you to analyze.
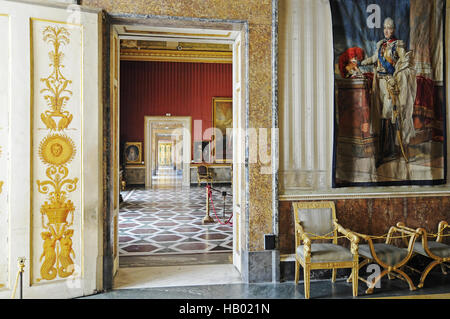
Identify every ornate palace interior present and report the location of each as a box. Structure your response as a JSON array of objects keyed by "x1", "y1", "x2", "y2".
[{"x1": 1, "y1": 0, "x2": 450, "y2": 301}]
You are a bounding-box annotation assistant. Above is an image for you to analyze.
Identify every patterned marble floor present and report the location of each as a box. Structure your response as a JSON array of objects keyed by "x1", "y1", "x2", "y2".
[{"x1": 119, "y1": 184, "x2": 233, "y2": 256}]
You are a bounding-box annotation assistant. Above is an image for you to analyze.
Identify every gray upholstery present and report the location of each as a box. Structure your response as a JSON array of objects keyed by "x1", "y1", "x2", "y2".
[
  {"x1": 414, "y1": 241, "x2": 450, "y2": 259},
  {"x1": 359, "y1": 243, "x2": 408, "y2": 266},
  {"x1": 297, "y1": 208, "x2": 333, "y2": 236},
  {"x1": 296, "y1": 243, "x2": 354, "y2": 263}
]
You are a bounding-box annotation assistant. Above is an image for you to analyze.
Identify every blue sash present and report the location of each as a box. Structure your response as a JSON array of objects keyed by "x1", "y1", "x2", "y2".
[{"x1": 378, "y1": 41, "x2": 396, "y2": 75}]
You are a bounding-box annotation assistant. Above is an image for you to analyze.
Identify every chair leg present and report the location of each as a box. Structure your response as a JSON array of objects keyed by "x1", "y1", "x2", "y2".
[
  {"x1": 294, "y1": 260, "x2": 300, "y2": 284},
  {"x1": 365, "y1": 269, "x2": 388, "y2": 294},
  {"x1": 347, "y1": 258, "x2": 369, "y2": 283},
  {"x1": 394, "y1": 268, "x2": 416, "y2": 291},
  {"x1": 304, "y1": 265, "x2": 310, "y2": 299},
  {"x1": 440, "y1": 263, "x2": 448, "y2": 275},
  {"x1": 331, "y1": 268, "x2": 336, "y2": 283},
  {"x1": 418, "y1": 260, "x2": 440, "y2": 289},
  {"x1": 352, "y1": 265, "x2": 359, "y2": 297}
]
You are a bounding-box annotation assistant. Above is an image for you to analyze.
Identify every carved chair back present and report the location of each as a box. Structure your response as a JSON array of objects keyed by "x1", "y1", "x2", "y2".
[
  {"x1": 198, "y1": 165, "x2": 208, "y2": 176},
  {"x1": 294, "y1": 201, "x2": 338, "y2": 244}
]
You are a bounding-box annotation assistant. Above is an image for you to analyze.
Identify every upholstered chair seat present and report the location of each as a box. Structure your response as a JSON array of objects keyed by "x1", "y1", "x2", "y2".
[
  {"x1": 398, "y1": 221, "x2": 450, "y2": 288},
  {"x1": 296, "y1": 243, "x2": 354, "y2": 263},
  {"x1": 358, "y1": 243, "x2": 408, "y2": 267},
  {"x1": 413, "y1": 241, "x2": 450, "y2": 259},
  {"x1": 350, "y1": 223, "x2": 421, "y2": 294}
]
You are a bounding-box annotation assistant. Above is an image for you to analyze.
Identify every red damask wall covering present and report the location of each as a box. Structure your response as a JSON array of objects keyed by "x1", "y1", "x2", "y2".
[{"x1": 120, "y1": 60, "x2": 232, "y2": 160}]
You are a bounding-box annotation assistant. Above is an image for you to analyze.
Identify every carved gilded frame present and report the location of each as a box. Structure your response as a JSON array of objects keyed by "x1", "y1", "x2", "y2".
[
  {"x1": 124, "y1": 141, "x2": 142, "y2": 165},
  {"x1": 212, "y1": 97, "x2": 232, "y2": 163}
]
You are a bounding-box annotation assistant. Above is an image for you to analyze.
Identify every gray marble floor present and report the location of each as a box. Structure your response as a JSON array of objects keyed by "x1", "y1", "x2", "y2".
[{"x1": 82, "y1": 269, "x2": 450, "y2": 299}]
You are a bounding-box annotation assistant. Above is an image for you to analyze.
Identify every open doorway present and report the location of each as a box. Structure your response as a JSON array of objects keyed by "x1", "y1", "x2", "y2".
[{"x1": 108, "y1": 19, "x2": 247, "y2": 289}]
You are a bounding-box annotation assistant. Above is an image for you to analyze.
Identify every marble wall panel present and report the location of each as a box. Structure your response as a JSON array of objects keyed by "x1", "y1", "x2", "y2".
[
  {"x1": 335, "y1": 199, "x2": 370, "y2": 235},
  {"x1": 280, "y1": 196, "x2": 450, "y2": 253},
  {"x1": 278, "y1": 201, "x2": 294, "y2": 254},
  {"x1": 405, "y1": 197, "x2": 450, "y2": 244},
  {"x1": 370, "y1": 198, "x2": 405, "y2": 236}
]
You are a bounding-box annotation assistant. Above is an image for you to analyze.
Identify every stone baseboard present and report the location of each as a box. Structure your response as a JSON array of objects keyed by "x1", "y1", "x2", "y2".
[{"x1": 241, "y1": 250, "x2": 280, "y2": 283}]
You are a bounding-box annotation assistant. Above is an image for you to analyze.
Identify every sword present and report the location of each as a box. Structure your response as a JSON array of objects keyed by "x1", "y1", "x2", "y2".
[
  {"x1": 388, "y1": 81, "x2": 409, "y2": 163},
  {"x1": 393, "y1": 105, "x2": 409, "y2": 163}
]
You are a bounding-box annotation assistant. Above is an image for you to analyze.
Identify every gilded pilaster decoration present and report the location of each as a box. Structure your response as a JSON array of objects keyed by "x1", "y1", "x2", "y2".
[
  {"x1": 37, "y1": 26, "x2": 78, "y2": 281},
  {"x1": 0, "y1": 147, "x2": 3, "y2": 289},
  {"x1": 0, "y1": 146, "x2": 3, "y2": 193},
  {"x1": 0, "y1": 13, "x2": 9, "y2": 289},
  {"x1": 40, "y1": 27, "x2": 73, "y2": 131}
]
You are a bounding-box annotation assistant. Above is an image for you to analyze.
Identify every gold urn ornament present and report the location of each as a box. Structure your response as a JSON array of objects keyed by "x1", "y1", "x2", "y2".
[{"x1": 40, "y1": 198, "x2": 75, "y2": 226}]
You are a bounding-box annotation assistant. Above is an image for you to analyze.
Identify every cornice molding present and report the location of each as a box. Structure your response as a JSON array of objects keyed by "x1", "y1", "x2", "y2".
[{"x1": 120, "y1": 48, "x2": 232, "y2": 63}]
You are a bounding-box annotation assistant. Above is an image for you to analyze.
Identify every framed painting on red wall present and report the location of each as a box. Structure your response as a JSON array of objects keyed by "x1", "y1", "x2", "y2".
[
  {"x1": 124, "y1": 142, "x2": 142, "y2": 165},
  {"x1": 212, "y1": 97, "x2": 232, "y2": 163}
]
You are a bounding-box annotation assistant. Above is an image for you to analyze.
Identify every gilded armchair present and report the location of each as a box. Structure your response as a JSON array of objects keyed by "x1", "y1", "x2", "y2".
[
  {"x1": 351, "y1": 222, "x2": 421, "y2": 294},
  {"x1": 397, "y1": 221, "x2": 450, "y2": 288},
  {"x1": 197, "y1": 165, "x2": 213, "y2": 185},
  {"x1": 293, "y1": 201, "x2": 360, "y2": 299}
]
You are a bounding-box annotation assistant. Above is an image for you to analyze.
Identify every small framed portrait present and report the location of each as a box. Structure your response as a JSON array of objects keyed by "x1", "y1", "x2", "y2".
[{"x1": 124, "y1": 142, "x2": 142, "y2": 164}]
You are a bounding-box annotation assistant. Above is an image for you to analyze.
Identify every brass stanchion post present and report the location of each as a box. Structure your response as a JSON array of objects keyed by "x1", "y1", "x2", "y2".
[
  {"x1": 11, "y1": 257, "x2": 26, "y2": 299},
  {"x1": 202, "y1": 185, "x2": 214, "y2": 224}
]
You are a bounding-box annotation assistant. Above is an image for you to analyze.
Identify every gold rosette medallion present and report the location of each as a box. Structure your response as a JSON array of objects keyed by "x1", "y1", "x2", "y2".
[{"x1": 38, "y1": 134, "x2": 75, "y2": 166}]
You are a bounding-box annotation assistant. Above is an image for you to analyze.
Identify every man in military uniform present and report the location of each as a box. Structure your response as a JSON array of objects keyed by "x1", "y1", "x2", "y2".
[{"x1": 361, "y1": 17, "x2": 416, "y2": 167}]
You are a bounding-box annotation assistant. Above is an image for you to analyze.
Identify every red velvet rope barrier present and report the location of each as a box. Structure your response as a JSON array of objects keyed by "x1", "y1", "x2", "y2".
[{"x1": 206, "y1": 184, "x2": 233, "y2": 226}]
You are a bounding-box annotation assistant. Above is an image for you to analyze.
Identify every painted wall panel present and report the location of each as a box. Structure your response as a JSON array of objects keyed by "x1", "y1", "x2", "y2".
[
  {"x1": 0, "y1": 0, "x2": 100, "y2": 299},
  {"x1": 30, "y1": 19, "x2": 82, "y2": 284},
  {"x1": 0, "y1": 13, "x2": 10, "y2": 288}
]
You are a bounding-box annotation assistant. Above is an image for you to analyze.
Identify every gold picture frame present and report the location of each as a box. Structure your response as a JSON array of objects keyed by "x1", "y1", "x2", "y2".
[
  {"x1": 124, "y1": 142, "x2": 142, "y2": 164},
  {"x1": 212, "y1": 97, "x2": 232, "y2": 163}
]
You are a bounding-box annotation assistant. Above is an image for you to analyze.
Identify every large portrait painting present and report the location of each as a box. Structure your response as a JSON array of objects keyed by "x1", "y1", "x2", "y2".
[
  {"x1": 212, "y1": 97, "x2": 233, "y2": 162},
  {"x1": 331, "y1": 0, "x2": 446, "y2": 187}
]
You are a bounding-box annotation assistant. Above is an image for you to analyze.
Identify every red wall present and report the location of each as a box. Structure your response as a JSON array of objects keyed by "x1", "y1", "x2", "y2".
[{"x1": 120, "y1": 60, "x2": 232, "y2": 160}]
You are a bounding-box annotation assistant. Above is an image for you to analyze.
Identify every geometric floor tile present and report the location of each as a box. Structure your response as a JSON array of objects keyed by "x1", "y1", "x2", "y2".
[{"x1": 119, "y1": 184, "x2": 233, "y2": 256}]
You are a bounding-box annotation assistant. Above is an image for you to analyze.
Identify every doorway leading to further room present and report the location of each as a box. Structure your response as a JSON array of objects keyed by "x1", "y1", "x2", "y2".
[{"x1": 108, "y1": 18, "x2": 247, "y2": 289}]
